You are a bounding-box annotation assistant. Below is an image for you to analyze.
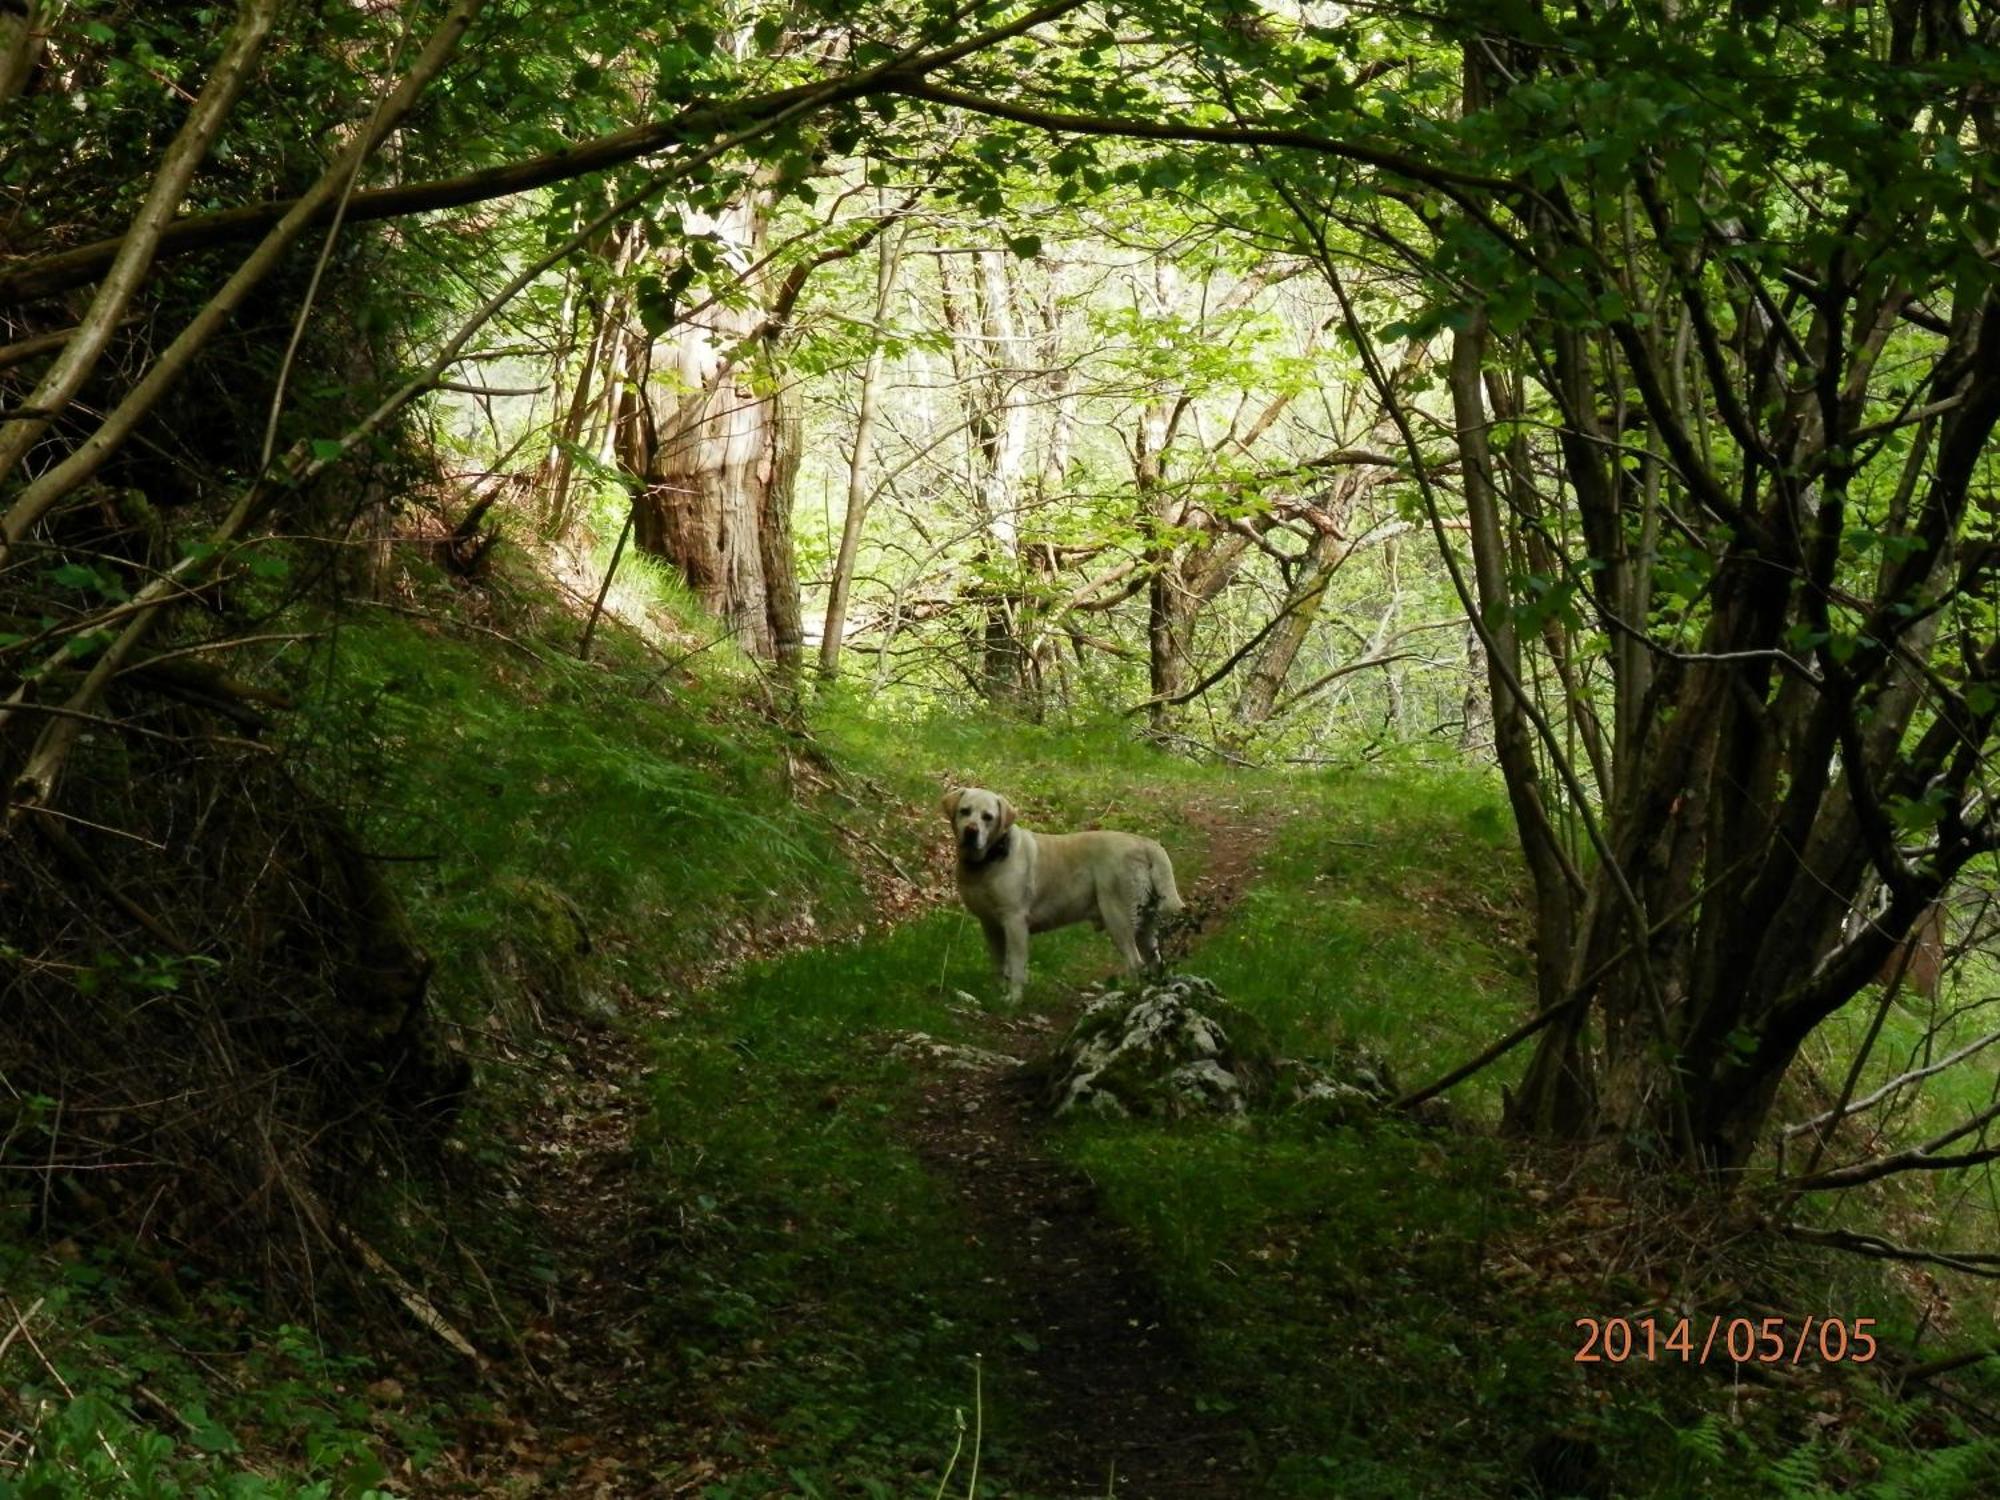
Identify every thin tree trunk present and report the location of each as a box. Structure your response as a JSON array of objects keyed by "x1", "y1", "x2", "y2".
[
  {"x1": 1233, "y1": 529, "x2": 1345, "y2": 726},
  {"x1": 938, "y1": 248, "x2": 1033, "y2": 703},
  {"x1": 973, "y1": 248, "x2": 1031, "y2": 701},
  {"x1": 542, "y1": 223, "x2": 639, "y2": 534},
  {"x1": 0, "y1": 0, "x2": 490, "y2": 557},
  {"x1": 819, "y1": 215, "x2": 904, "y2": 679},
  {"x1": 0, "y1": 0, "x2": 280, "y2": 479},
  {"x1": 1446, "y1": 318, "x2": 1587, "y2": 1131},
  {"x1": 0, "y1": 0, "x2": 60, "y2": 107}
]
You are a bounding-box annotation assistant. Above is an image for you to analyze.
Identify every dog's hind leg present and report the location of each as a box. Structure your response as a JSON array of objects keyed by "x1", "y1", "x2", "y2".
[
  {"x1": 1098, "y1": 891, "x2": 1147, "y2": 977},
  {"x1": 1135, "y1": 890, "x2": 1165, "y2": 974}
]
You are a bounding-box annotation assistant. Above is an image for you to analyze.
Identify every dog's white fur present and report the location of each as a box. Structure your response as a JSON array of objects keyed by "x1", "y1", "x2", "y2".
[{"x1": 942, "y1": 787, "x2": 1185, "y2": 1003}]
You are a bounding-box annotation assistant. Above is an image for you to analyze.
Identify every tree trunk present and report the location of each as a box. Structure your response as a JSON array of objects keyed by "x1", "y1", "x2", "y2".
[
  {"x1": 621, "y1": 195, "x2": 802, "y2": 665},
  {"x1": 939, "y1": 249, "x2": 1033, "y2": 703},
  {"x1": 820, "y1": 216, "x2": 904, "y2": 680},
  {"x1": 1233, "y1": 530, "x2": 1343, "y2": 726},
  {"x1": 1445, "y1": 317, "x2": 1589, "y2": 1132},
  {"x1": 0, "y1": 1, "x2": 60, "y2": 107},
  {"x1": 1232, "y1": 447, "x2": 1399, "y2": 727},
  {"x1": 541, "y1": 222, "x2": 639, "y2": 536}
]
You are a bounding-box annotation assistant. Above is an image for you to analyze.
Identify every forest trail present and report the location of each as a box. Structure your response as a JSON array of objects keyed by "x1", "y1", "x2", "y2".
[
  {"x1": 901, "y1": 804, "x2": 1275, "y2": 1496},
  {"x1": 455, "y1": 797, "x2": 1283, "y2": 1497}
]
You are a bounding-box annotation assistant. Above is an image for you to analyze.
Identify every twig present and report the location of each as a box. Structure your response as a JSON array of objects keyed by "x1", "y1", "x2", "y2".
[
  {"x1": 259, "y1": 5, "x2": 409, "y2": 474},
  {"x1": 1780, "y1": 1021, "x2": 2000, "y2": 1139},
  {"x1": 1393, "y1": 991, "x2": 1578, "y2": 1112},
  {"x1": 1900, "y1": 1348, "x2": 1998, "y2": 1384},
  {"x1": 355, "y1": 599, "x2": 554, "y2": 664},
  {"x1": 32, "y1": 804, "x2": 194, "y2": 947},
  {"x1": 1779, "y1": 1222, "x2": 2000, "y2": 1278},
  {"x1": 3, "y1": 1295, "x2": 132, "y2": 1483},
  {"x1": 336, "y1": 1223, "x2": 489, "y2": 1372},
  {"x1": 1394, "y1": 858, "x2": 1757, "y2": 1110},
  {"x1": 0, "y1": 1296, "x2": 46, "y2": 1372},
  {"x1": 1783, "y1": 1101, "x2": 2000, "y2": 1190},
  {"x1": 120, "y1": 632, "x2": 321, "y2": 672},
  {"x1": 1793, "y1": 942, "x2": 1916, "y2": 1184},
  {"x1": 578, "y1": 499, "x2": 636, "y2": 662}
]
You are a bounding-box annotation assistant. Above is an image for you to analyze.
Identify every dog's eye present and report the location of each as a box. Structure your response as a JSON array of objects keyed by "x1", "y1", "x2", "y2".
[{"x1": 981, "y1": 813, "x2": 993, "y2": 822}]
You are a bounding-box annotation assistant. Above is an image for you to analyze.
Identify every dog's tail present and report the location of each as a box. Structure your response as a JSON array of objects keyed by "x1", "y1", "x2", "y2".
[{"x1": 1148, "y1": 843, "x2": 1185, "y2": 916}]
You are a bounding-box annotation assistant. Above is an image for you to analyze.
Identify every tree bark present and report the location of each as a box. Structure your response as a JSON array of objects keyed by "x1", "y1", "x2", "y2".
[
  {"x1": 621, "y1": 194, "x2": 802, "y2": 664},
  {"x1": 0, "y1": 0, "x2": 59, "y2": 107}
]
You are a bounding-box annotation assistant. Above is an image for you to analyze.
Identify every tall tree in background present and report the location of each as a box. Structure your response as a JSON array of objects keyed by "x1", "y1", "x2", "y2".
[{"x1": 620, "y1": 193, "x2": 806, "y2": 668}]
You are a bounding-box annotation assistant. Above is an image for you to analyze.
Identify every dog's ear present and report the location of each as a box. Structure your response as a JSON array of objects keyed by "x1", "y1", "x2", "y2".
[
  {"x1": 940, "y1": 788, "x2": 962, "y2": 822},
  {"x1": 995, "y1": 796, "x2": 1016, "y2": 835}
]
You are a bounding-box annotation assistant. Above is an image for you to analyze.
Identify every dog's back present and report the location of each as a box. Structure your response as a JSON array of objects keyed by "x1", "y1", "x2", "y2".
[{"x1": 1029, "y1": 829, "x2": 1181, "y2": 928}]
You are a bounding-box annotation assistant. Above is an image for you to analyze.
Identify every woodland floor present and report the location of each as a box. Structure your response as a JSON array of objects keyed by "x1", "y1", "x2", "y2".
[
  {"x1": 900, "y1": 807, "x2": 1275, "y2": 1498},
  {"x1": 453, "y1": 798, "x2": 1286, "y2": 1498}
]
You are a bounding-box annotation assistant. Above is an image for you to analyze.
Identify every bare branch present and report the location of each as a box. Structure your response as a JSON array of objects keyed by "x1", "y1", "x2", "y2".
[
  {"x1": 1787, "y1": 1100, "x2": 2000, "y2": 1191},
  {"x1": 1781, "y1": 1019, "x2": 2000, "y2": 1140},
  {"x1": 1779, "y1": 1222, "x2": 2000, "y2": 1279}
]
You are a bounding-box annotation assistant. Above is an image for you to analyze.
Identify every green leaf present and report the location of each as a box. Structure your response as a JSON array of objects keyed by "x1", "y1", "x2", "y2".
[{"x1": 1005, "y1": 233, "x2": 1043, "y2": 260}]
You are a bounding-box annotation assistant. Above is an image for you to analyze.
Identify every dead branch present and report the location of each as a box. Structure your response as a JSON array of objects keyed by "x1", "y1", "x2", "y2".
[
  {"x1": 1779, "y1": 1222, "x2": 2000, "y2": 1278},
  {"x1": 1780, "y1": 1020, "x2": 2000, "y2": 1139},
  {"x1": 0, "y1": 1296, "x2": 45, "y2": 1372},
  {"x1": 1786, "y1": 1099, "x2": 2000, "y2": 1190},
  {"x1": 31, "y1": 808, "x2": 192, "y2": 953},
  {"x1": 0, "y1": 0, "x2": 281, "y2": 476}
]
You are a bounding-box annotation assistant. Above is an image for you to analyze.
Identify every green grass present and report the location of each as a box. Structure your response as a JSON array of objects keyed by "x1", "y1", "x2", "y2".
[
  {"x1": 279, "y1": 576, "x2": 901, "y2": 1062},
  {"x1": 1192, "y1": 768, "x2": 1533, "y2": 1102},
  {"x1": 632, "y1": 920, "x2": 1035, "y2": 1494}
]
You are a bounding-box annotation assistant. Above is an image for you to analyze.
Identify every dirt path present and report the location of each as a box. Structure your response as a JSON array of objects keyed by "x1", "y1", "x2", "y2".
[
  {"x1": 447, "y1": 800, "x2": 1280, "y2": 1497},
  {"x1": 903, "y1": 804, "x2": 1277, "y2": 1497}
]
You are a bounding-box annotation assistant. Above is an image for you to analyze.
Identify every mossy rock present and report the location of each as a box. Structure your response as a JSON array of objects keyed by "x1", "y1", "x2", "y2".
[
  {"x1": 1044, "y1": 975, "x2": 1281, "y2": 1121},
  {"x1": 481, "y1": 877, "x2": 603, "y2": 1023},
  {"x1": 1273, "y1": 1042, "x2": 1401, "y2": 1127},
  {"x1": 1043, "y1": 976, "x2": 1401, "y2": 1129}
]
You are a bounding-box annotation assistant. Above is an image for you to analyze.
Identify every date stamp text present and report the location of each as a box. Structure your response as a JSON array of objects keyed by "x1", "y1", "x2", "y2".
[{"x1": 1574, "y1": 1316, "x2": 1878, "y2": 1366}]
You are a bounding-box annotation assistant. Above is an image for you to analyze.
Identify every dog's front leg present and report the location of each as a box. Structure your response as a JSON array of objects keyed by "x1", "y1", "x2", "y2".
[
  {"x1": 980, "y1": 919, "x2": 1008, "y2": 981},
  {"x1": 1001, "y1": 916, "x2": 1030, "y2": 1004}
]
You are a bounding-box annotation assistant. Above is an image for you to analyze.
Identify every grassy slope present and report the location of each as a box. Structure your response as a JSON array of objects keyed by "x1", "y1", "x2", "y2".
[
  {"x1": 638, "y1": 706, "x2": 2000, "y2": 1499},
  {"x1": 7, "y1": 555, "x2": 1999, "y2": 1498}
]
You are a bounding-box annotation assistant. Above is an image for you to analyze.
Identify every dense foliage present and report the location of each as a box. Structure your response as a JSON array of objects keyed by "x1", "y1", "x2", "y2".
[{"x1": 4, "y1": 0, "x2": 1999, "y2": 1493}]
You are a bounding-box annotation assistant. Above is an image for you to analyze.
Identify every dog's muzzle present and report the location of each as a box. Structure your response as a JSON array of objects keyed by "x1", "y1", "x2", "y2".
[{"x1": 959, "y1": 828, "x2": 983, "y2": 855}]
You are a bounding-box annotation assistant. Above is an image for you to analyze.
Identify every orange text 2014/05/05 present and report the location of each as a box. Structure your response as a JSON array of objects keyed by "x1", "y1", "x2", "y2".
[{"x1": 1574, "y1": 1315, "x2": 1879, "y2": 1365}]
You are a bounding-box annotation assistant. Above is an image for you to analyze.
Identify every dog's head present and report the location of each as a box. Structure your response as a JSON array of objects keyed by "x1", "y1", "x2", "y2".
[{"x1": 941, "y1": 786, "x2": 1014, "y2": 859}]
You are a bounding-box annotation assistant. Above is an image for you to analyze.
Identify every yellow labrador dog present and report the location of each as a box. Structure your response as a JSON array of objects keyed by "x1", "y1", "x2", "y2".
[{"x1": 942, "y1": 787, "x2": 1184, "y2": 1003}]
